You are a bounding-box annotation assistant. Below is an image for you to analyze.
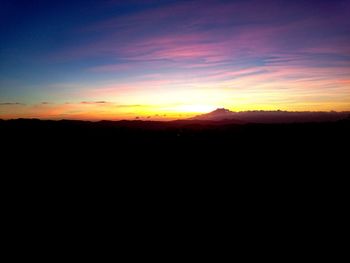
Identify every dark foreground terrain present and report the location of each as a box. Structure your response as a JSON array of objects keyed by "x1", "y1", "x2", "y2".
[
  {"x1": 1, "y1": 118, "x2": 349, "y2": 162},
  {"x1": 2, "y1": 118, "x2": 348, "y2": 224}
]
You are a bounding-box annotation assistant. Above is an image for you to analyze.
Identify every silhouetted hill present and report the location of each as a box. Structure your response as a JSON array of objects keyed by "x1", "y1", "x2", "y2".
[{"x1": 191, "y1": 108, "x2": 350, "y2": 123}]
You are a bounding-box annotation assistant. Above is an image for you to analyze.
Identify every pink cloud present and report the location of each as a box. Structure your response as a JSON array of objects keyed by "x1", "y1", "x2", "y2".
[{"x1": 53, "y1": 0, "x2": 350, "y2": 65}]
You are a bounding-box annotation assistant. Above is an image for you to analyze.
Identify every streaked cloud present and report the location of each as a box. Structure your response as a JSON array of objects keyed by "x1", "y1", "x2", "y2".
[
  {"x1": 80, "y1": 101, "x2": 108, "y2": 104},
  {"x1": 0, "y1": 102, "x2": 25, "y2": 106}
]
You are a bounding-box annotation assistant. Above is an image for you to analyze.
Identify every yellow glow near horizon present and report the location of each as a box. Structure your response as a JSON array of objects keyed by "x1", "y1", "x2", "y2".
[
  {"x1": 1, "y1": 99, "x2": 350, "y2": 121},
  {"x1": 163, "y1": 104, "x2": 218, "y2": 114},
  {"x1": 1, "y1": 72, "x2": 350, "y2": 120}
]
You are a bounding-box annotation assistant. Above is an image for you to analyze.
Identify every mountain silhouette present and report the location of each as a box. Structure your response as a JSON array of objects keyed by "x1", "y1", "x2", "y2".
[
  {"x1": 191, "y1": 108, "x2": 350, "y2": 123},
  {"x1": 190, "y1": 108, "x2": 237, "y2": 121}
]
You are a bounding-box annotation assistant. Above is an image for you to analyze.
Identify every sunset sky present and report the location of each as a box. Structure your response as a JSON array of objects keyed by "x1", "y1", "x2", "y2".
[{"x1": 1, "y1": 0, "x2": 350, "y2": 120}]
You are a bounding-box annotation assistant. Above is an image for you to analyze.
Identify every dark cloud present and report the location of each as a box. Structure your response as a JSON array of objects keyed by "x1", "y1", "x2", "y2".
[
  {"x1": 81, "y1": 101, "x2": 107, "y2": 104},
  {"x1": 0, "y1": 102, "x2": 24, "y2": 106}
]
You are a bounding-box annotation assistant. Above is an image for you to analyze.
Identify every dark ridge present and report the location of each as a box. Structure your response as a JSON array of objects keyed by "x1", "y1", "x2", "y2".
[{"x1": 191, "y1": 108, "x2": 350, "y2": 123}]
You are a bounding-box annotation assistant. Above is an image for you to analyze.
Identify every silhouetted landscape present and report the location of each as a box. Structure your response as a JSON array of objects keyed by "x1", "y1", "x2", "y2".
[
  {"x1": 2, "y1": 110, "x2": 349, "y2": 204},
  {"x1": 2, "y1": 110, "x2": 349, "y2": 157},
  {"x1": 2, "y1": 109, "x2": 349, "y2": 184},
  {"x1": 191, "y1": 108, "x2": 350, "y2": 123}
]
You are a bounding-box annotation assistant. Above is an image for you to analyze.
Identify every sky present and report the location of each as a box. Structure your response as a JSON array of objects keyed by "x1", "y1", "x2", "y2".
[{"x1": 1, "y1": 0, "x2": 350, "y2": 120}]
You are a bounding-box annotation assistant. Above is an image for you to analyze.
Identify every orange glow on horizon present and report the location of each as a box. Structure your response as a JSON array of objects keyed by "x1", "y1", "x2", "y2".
[
  {"x1": 1, "y1": 100, "x2": 350, "y2": 121},
  {"x1": 1, "y1": 68, "x2": 350, "y2": 120}
]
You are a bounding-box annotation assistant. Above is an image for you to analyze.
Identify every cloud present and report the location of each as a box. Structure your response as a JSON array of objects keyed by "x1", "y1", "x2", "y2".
[
  {"x1": 80, "y1": 101, "x2": 107, "y2": 104},
  {"x1": 0, "y1": 102, "x2": 24, "y2": 106}
]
